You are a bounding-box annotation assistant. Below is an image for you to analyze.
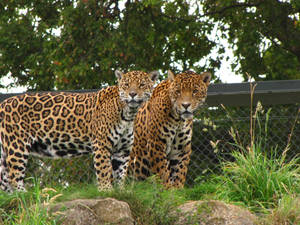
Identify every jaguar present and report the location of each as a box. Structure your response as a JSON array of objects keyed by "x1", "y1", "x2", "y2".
[
  {"x1": 129, "y1": 70, "x2": 211, "y2": 188},
  {"x1": 0, "y1": 70, "x2": 158, "y2": 192}
]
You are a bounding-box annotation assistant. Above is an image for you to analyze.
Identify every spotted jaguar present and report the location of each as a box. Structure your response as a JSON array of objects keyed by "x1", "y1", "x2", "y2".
[
  {"x1": 129, "y1": 70, "x2": 211, "y2": 188},
  {"x1": 0, "y1": 70, "x2": 158, "y2": 192}
]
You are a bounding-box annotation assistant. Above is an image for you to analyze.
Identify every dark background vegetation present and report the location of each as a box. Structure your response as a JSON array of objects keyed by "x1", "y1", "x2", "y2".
[{"x1": 1, "y1": 0, "x2": 300, "y2": 91}]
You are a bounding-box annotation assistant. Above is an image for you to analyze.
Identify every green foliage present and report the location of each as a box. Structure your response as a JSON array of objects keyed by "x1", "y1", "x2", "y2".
[
  {"x1": 202, "y1": 0, "x2": 300, "y2": 81},
  {"x1": 0, "y1": 179, "x2": 60, "y2": 225},
  {"x1": 213, "y1": 146, "x2": 300, "y2": 211},
  {"x1": 1, "y1": 0, "x2": 300, "y2": 91},
  {"x1": 263, "y1": 46, "x2": 300, "y2": 80},
  {"x1": 98, "y1": 179, "x2": 184, "y2": 225},
  {"x1": 1, "y1": 176, "x2": 300, "y2": 224},
  {"x1": 181, "y1": 179, "x2": 218, "y2": 201},
  {"x1": 197, "y1": 105, "x2": 300, "y2": 212},
  {"x1": 1, "y1": 1, "x2": 300, "y2": 91},
  {"x1": 26, "y1": 154, "x2": 95, "y2": 188},
  {"x1": 0, "y1": 0, "x2": 215, "y2": 91},
  {"x1": 52, "y1": 179, "x2": 183, "y2": 225},
  {"x1": 262, "y1": 194, "x2": 300, "y2": 225}
]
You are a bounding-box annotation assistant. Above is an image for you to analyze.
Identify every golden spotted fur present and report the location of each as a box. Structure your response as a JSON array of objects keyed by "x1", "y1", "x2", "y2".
[
  {"x1": 129, "y1": 70, "x2": 211, "y2": 188},
  {"x1": 0, "y1": 70, "x2": 158, "y2": 192}
]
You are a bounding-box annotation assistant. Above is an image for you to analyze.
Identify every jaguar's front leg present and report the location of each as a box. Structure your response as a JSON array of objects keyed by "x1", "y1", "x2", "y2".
[
  {"x1": 93, "y1": 141, "x2": 113, "y2": 191},
  {"x1": 168, "y1": 143, "x2": 192, "y2": 188},
  {"x1": 168, "y1": 123, "x2": 193, "y2": 188},
  {"x1": 112, "y1": 133, "x2": 133, "y2": 187},
  {"x1": 112, "y1": 151, "x2": 130, "y2": 188}
]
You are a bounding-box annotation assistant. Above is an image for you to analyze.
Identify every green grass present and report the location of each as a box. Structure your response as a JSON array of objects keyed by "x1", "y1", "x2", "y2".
[
  {"x1": 210, "y1": 145, "x2": 300, "y2": 211},
  {"x1": 0, "y1": 179, "x2": 186, "y2": 225},
  {"x1": 215, "y1": 105, "x2": 300, "y2": 212},
  {"x1": 1, "y1": 144, "x2": 299, "y2": 224},
  {"x1": 0, "y1": 179, "x2": 60, "y2": 225},
  {"x1": 1, "y1": 168, "x2": 299, "y2": 225},
  {"x1": 1, "y1": 104, "x2": 299, "y2": 224},
  {"x1": 57, "y1": 179, "x2": 186, "y2": 225},
  {"x1": 261, "y1": 194, "x2": 300, "y2": 225},
  {"x1": 1, "y1": 155, "x2": 299, "y2": 224}
]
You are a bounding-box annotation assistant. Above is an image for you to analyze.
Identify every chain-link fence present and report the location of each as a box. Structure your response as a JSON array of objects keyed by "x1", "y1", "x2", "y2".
[
  {"x1": 1, "y1": 80, "x2": 300, "y2": 188},
  {"x1": 187, "y1": 103, "x2": 300, "y2": 186}
]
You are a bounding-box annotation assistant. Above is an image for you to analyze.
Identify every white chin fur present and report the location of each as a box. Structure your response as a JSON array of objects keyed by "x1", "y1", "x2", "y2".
[
  {"x1": 128, "y1": 102, "x2": 140, "y2": 108},
  {"x1": 180, "y1": 113, "x2": 193, "y2": 120}
]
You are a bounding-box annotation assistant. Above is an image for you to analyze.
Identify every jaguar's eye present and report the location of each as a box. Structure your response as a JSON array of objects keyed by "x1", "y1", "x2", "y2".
[
  {"x1": 123, "y1": 82, "x2": 129, "y2": 88},
  {"x1": 175, "y1": 90, "x2": 181, "y2": 95},
  {"x1": 139, "y1": 83, "x2": 146, "y2": 88},
  {"x1": 193, "y1": 89, "x2": 199, "y2": 94}
]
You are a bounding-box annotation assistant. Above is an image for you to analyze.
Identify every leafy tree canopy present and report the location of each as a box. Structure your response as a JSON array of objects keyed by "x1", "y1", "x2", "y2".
[
  {"x1": 0, "y1": 0, "x2": 299, "y2": 91},
  {"x1": 0, "y1": 0, "x2": 215, "y2": 91},
  {"x1": 202, "y1": 0, "x2": 300, "y2": 81}
]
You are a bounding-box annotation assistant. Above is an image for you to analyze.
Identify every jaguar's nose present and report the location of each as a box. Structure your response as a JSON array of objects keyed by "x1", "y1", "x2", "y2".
[
  {"x1": 182, "y1": 103, "x2": 191, "y2": 110},
  {"x1": 129, "y1": 92, "x2": 137, "y2": 98}
]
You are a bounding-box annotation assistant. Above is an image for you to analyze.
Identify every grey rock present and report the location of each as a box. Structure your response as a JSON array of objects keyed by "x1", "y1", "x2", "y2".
[
  {"x1": 50, "y1": 198, "x2": 134, "y2": 225},
  {"x1": 173, "y1": 200, "x2": 258, "y2": 225}
]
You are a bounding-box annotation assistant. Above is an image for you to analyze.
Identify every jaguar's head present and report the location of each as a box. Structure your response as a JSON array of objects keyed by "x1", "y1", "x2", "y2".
[
  {"x1": 168, "y1": 70, "x2": 211, "y2": 120},
  {"x1": 116, "y1": 70, "x2": 159, "y2": 109}
]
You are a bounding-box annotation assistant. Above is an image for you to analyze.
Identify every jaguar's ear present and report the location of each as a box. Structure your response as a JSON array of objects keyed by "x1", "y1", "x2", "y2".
[
  {"x1": 168, "y1": 70, "x2": 175, "y2": 81},
  {"x1": 149, "y1": 71, "x2": 159, "y2": 82},
  {"x1": 201, "y1": 72, "x2": 211, "y2": 86},
  {"x1": 115, "y1": 70, "x2": 123, "y2": 80}
]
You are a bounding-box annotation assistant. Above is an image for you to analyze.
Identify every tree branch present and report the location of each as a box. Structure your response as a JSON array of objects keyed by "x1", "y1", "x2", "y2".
[
  {"x1": 157, "y1": 2, "x2": 263, "y2": 23},
  {"x1": 202, "y1": 2, "x2": 262, "y2": 17}
]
